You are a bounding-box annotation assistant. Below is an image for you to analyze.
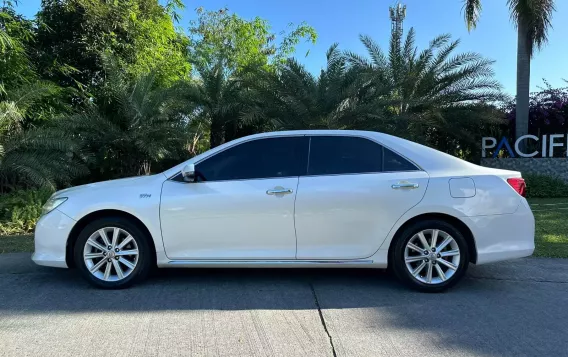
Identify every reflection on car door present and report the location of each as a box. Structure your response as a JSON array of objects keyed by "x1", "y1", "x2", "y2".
[
  {"x1": 294, "y1": 135, "x2": 429, "y2": 260},
  {"x1": 160, "y1": 136, "x2": 308, "y2": 260}
]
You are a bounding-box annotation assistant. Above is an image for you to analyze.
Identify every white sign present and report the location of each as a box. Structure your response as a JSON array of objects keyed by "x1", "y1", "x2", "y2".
[{"x1": 482, "y1": 135, "x2": 568, "y2": 158}]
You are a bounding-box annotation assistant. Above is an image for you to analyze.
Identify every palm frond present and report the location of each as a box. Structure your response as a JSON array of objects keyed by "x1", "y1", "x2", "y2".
[
  {"x1": 507, "y1": 0, "x2": 556, "y2": 54},
  {"x1": 462, "y1": 0, "x2": 482, "y2": 31},
  {"x1": 359, "y1": 35, "x2": 387, "y2": 68}
]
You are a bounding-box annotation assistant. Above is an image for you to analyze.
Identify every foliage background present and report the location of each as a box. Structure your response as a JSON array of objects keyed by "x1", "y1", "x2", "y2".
[{"x1": 1, "y1": 0, "x2": 566, "y2": 235}]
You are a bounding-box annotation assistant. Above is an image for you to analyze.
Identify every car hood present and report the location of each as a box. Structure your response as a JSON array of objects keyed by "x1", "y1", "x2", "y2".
[{"x1": 53, "y1": 174, "x2": 166, "y2": 198}]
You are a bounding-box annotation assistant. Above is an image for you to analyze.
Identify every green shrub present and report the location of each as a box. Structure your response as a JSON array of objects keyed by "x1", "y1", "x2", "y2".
[
  {"x1": 0, "y1": 188, "x2": 54, "y2": 235},
  {"x1": 524, "y1": 173, "x2": 568, "y2": 198}
]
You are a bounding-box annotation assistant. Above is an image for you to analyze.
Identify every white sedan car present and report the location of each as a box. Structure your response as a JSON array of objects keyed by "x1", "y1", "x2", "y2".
[{"x1": 33, "y1": 130, "x2": 534, "y2": 292}]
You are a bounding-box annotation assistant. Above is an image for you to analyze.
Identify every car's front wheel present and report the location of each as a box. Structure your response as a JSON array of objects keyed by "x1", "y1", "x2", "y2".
[
  {"x1": 392, "y1": 219, "x2": 469, "y2": 292},
  {"x1": 73, "y1": 217, "x2": 152, "y2": 289}
]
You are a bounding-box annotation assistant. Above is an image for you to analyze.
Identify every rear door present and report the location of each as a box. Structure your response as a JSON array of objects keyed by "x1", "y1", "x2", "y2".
[{"x1": 294, "y1": 135, "x2": 429, "y2": 259}]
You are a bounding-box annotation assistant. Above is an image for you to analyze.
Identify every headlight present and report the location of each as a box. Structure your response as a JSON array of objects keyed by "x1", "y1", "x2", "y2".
[{"x1": 41, "y1": 197, "x2": 68, "y2": 216}]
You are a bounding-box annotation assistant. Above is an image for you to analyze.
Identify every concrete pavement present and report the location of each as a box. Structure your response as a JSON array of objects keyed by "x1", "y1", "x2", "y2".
[{"x1": 0, "y1": 254, "x2": 567, "y2": 357}]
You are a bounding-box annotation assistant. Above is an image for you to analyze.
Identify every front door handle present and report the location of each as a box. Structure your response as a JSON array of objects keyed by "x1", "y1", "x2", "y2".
[
  {"x1": 391, "y1": 182, "x2": 419, "y2": 189},
  {"x1": 266, "y1": 187, "x2": 293, "y2": 195}
]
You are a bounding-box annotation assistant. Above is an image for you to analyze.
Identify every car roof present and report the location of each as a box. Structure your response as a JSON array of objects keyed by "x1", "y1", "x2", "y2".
[{"x1": 162, "y1": 130, "x2": 477, "y2": 178}]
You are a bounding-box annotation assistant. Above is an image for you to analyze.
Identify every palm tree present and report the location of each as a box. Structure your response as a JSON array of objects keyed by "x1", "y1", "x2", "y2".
[
  {"x1": 246, "y1": 31, "x2": 502, "y2": 160},
  {"x1": 56, "y1": 70, "x2": 188, "y2": 180},
  {"x1": 181, "y1": 59, "x2": 243, "y2": 148},
  {"x1": 347, "y1": 27, "x2": 503, "y2": 148},
  {"x1": 0, "y1": 82, "x2": 87, "y2": 192},
  {"x1": 243, "y1": 44, "x2": 390, "y2": 131},
  {"x1": 463, "y1": 0, "x2": 556, "y2": 144}
]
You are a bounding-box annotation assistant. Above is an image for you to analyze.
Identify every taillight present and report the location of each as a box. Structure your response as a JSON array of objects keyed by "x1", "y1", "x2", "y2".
[{"x1": 507, "y1": 177, "x2": 526, "y2": 197}]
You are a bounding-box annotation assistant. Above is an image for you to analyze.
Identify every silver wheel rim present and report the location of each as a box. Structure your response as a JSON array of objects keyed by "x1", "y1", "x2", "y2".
[
  {"x1": 404, "y1": 229, "x2": 461, "y2": 285},
  {"x1": 83, "y1": 227, "x2": 139, "y2": 282}
]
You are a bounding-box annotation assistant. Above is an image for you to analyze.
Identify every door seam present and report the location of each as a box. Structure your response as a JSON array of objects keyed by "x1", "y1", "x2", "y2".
[{"x1": 293, "y1": 176, "x2": 300, "y2": 259}]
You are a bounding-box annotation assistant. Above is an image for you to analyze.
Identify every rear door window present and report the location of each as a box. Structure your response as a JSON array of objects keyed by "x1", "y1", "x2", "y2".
[
  {"x1": 307, "y1": 136, "x2": 418, "y2": 175},
  {"x1": 307, "y1": 136, "x2": 383, "y2": 175}
]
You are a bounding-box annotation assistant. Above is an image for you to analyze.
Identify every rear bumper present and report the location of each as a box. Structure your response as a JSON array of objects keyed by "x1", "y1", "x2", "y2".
[
  {"x1": 32, "y1": 209, "x2": 75, "y2": 268},
  {"x1": 463, "y1": 198, "x2": 535, "y2": 265}
]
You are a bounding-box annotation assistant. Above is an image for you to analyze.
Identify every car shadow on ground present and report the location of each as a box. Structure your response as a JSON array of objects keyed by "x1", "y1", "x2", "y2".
[{"x1": 0, "y1": 263, "x2": 563, "y2": 311}]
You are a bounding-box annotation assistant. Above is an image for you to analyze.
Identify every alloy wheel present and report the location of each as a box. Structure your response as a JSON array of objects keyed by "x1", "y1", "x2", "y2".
[
  {"x1": 83, "y1": 227, "x2": 139, "y2": 282},
  {"x1": 403, "y1": 229, "x2": 461, "y2": 285}
]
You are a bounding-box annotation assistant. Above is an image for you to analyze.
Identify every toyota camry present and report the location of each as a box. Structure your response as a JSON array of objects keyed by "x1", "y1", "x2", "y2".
[{"x1": 33, "y1": 130, "x2": 534, "y2": 292}]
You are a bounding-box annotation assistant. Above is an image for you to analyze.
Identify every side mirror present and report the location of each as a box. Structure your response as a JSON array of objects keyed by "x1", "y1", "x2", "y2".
[{"x1": 181, "y1": 164, "x2": 196, "y2": 182}]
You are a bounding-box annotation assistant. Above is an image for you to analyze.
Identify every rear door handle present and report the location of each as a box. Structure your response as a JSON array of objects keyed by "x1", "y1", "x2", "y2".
[
  {"x1": 391, "y1": 182, "x2": 419, "y2": 189},
  {"x1": 266, "y1": 187, "x2": 293, "y2": 195}
]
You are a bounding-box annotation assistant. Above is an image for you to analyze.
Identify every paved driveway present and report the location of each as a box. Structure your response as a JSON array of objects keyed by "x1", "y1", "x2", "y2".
[{"x1": 0, "y1": 254, "x2": 567, "y2": 357}]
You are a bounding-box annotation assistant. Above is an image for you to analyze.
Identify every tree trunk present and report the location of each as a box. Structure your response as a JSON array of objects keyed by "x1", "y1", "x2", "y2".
[
  {"x1": 515, "y1": 20, "x2": 531, "y2": 151},
  {"x1": 210, "y1": 118, "x2": 225, "y2": 148}
]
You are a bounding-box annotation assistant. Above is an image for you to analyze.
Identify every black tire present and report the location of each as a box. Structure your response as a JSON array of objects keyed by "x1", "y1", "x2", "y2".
[
  {"x1": 74, "y1": 216, "x2": 153, "y2": 289},
  {"x1": 391, "y1": 219, "x2": 469, "y2": 293}
]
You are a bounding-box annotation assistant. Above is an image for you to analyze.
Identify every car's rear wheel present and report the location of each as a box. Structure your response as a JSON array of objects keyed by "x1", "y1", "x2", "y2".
[
  {"x1": 392, "y1": 219, "x2": 469, "y2": 292},
  {"x1": 73, "y1": 217, "x2": 152, "y2": 289}
]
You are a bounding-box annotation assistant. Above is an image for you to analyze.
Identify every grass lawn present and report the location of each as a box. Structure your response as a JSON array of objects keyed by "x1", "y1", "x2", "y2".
[
  {"x1": 0, "y1": 234, "x2": 34, "y2": 254},
  {"x1": 1, "y1": 200, "x2": 567, "y2": 258},
  {"x1": 529, "y1": 198, "x2": 568, "y2": 258}
]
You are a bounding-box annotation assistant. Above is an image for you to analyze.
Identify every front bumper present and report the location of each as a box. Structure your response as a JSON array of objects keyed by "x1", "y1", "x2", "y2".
[
  {"x1": 32, "y1": 209, "x2": 76, "y2": 268},
  {"x1": 463, "y1": 198, "x2": 535, "y2": 265}
]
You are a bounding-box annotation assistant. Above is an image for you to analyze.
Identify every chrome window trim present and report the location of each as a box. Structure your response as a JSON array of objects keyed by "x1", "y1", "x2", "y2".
[
  {"x1": 167, "y1": 132, "x2": 424, "y2": 182},
  {"x1": 300, "y1": 170, "x2": 423, "y2": 179}
]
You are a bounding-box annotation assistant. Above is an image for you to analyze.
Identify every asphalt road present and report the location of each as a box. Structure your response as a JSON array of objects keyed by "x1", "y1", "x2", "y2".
[{"x1": 0, "y1": 255, "x2": 567, "y2": 357}]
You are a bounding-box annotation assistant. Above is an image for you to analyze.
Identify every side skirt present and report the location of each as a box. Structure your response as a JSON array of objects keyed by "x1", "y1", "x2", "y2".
[{"x1": 158, "y1": 258, "x2": 387, "y2": 269}]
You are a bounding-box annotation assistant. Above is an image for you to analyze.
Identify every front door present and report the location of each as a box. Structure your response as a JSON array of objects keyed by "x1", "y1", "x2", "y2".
[
  {"x1": 294, "y1": 135, "x2": 429, "y2": 259},
  {"x1": 160, "y1": 136, "x2": 309, "y2": 260}
]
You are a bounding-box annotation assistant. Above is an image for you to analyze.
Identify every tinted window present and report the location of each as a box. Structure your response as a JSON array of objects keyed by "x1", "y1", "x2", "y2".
[
  {"x1": 383, "y1": 148, "x2": 418, "y2": 171},
  {"x1": 308, "y1": 136, "x2": 383, "y2": 175},
  {"x1": 196, "y1": 137, "x2": 308, "y2": 181}
]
